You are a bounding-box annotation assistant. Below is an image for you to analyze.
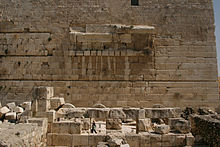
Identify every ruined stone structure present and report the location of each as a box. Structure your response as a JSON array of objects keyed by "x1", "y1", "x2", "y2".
[{"x1": 0, "y1": 0, "x2": 219, "y2": 108}]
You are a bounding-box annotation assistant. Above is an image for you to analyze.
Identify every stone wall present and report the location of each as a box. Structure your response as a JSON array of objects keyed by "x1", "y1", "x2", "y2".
[{"x1": 0, "y1": 0, "x2": 218, "y2": 108}]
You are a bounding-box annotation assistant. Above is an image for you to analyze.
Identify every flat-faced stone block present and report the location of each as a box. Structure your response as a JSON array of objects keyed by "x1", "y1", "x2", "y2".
[
  {"x1": 77, "y1": 33, "x2": 112, "y2": 43},
  {"x1": 33, "y1": 87, "x2": 54, "y2": 100},
  {"x1": 50, "y1": 121, "x2": 82, "y2": 134},
  {"x1": 123, "y1": 108, "x2": 145, "y2": 120},
  {"x1": 37, "y1": 99, "x2": 50, "y2": 112},
  {"x1": 145, "y1": 108, "x2": 181, "y2": 118},
  {"x1": 35, "y1": 110, "x2": 56, "y2": 123},
  {"x1": 47, "y1": 133, "x2": 72, "y2": 146},
  {"x1": 57, "y1": 108, "x2": 86, "y2": 119},
  {"x1": 50, "y1": 97, "x2": 65, "y2": 110},
  {"x1": 86, "y1": 108, "x2": 110, "y2": 119}
]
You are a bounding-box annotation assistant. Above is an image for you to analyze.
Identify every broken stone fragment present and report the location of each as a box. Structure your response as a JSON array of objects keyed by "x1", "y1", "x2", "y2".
[
  {"x1": 6, "y1": 102, "x2": 16, "y2": 111},
  {"x1": 50, "y1": 97, "x2": 65, "y2": 110},
  {"x1": 13, "y1": 106, "x2": 24, "y2": 113},
  {"x1": 106, "y1": 119, "x2": 122, "y2": 130},
  {"x1": 174, "y1": 119, "x2": 191, "y2": 134},
  {"x1": 145, "y1": 108, "x2": 181, "y2": 118},
  {"x1": 138, "y1": 118, "x2": 151, "y2": 132},
  {"x1": 5, "y1": 112, "x2": 17, "y2": 121},
  {"x1": 20, "y1": 101, "x2": 31, "y2": 111},
  {"x1": 0, "y1": 106, "x2": 10, "y2": 118},
  {"x1": 155, "y1": 124, "x2": 170, "y2": 134}
]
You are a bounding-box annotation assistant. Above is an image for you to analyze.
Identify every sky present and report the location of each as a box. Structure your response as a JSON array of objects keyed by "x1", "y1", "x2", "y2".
[{"x1": 214, "y1": 0, "x2": 220, "y2": 75}]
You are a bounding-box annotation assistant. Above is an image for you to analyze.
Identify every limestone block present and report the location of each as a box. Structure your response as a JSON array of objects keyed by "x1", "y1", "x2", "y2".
[
  {"x1": 145, "y1": 108, "x2": 181, "y2": 118},
  {"x1": 106, "y1": 119, "x2": 122, "y2": 130},
  {"x1": 33, "y1": 86, "x2": 54, "y2": 100},
  {"x1": 50, "y1": 121, "x2": 82, "y2": 134},
  {"x1": 35, "y1": 110, "x2": 56, "y2": 123},
  {"x1": 109, "y1": 108, "x2": 126, "y2": 119},
  {"x1": 20, "y1": 101, "x2": 31, "y2": 110},
  {"x1": 120, "y1": 34, "x2": 131, "y2": 43},
  {"x1": 161, "y1": 133, "x2": 186, "y2": 146},
  {"x1": 57, "y1": 108, "x2": 86, "y2": 119},
  {"x1": 27, "y1": 118, "x2": 48, "y2": 132},
  {"x1": 50, "y1": 97, "x2": 65, "y2": 110},
  {"x1": 0, "y1": 106, "x2": 10, "y2": 118},
  {"x1": 186, "y1": 133, "x2": 195, "y2": 146},
  {"x1": 37, "y1": 99, "x2": 50, "y2": 112},
  {"x1": 17, "y1": 110, "x2": 32, "y2": 123},
  {"x1": 82, "y1": 118, "x2": 90, "y2": 130},
  {"x1": 155, "y1": 124, "x2": 170, "y2": 134},
  {"x1": 6, "y1": 102, "x2": 16, "y2": 111},
  {"x1": 87, "y1": 108, "x2": 110, "y2": 119},
  {"x1": 123, "y1": 108, "x2": 145, "y2": 120},
  {"x1": 138, "y1": 118, "x2": 151, "y2": 132},
  {"x1": 13, "y1": 106, "x2": 24, "y2": 113},
  {"x1": 77, "y1": 33, "x2": 112, "y2": 43},
  {"x1": 5, "y1": 112, "x2": 16, "y2": 120},
  {"x1": 47, "y1": 133, "x2": 72, "y2": 146}
]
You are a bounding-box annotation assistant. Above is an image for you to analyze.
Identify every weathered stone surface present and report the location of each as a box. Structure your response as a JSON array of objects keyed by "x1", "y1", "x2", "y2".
[
  {"x1": 37, "y1": 99, "x2": 50, "y2": 112},
  {"x1": 82, "y1": 118, "x2": 90, "y2": 130},
  {"x1": 145, "y1": 108, "x2": 181, "y2": 118},
  {"x1": 50, "y1": 121, "x2": 82, "y2": 134},
  {"x1": 109, "y1": 108, "x2": 126, "y2": 119},
  {"x1": 106, "y1": 119, "x2": 122, "y2": 130},
  {"x1": 0, "y1": 123, "x2": 45, "y2": 147},
  {"x1": 87, "y1": 108, "x2": 109, "y2": 119},
  {"x1": 123, "y1": 108, "x2": 145, "y2": 120},
  {"x1": 13, "y1": 106, "x2": 24, "y2": 113},
  {"x1": 20, "y1": 101, "x2": 32, "y2": 111},
  {"x1": 35, "y1": 110, "x2": 56, "y2": 123},
  {"x1": 138, "y1": 118, "x2": 151, "y2": 132},
  {"x1": 0, "y1": 106, "x2": 10, "y2": 118},
  {"x1": 5, "y1": 112, "x2": 16, "y2": 120},
  {"x1": 155, "y1": 124, "x2": 170, "y2": 134},
  {"x1": 33, "y1": 87, "x2": 54, "y2": 100},
  {"x1": 173, "y1": 119, "x2": 191, "y2": 134},
  {"x1": 190, "y1": 114, "x2": 220, "y2": 146},
  {"x1": 152, "y1": 104, "x2": 165, "y2": 108},
  {"x1": 57, "y1": 108, "x2": 86, "y2": 119},
  {"x1": 50, "y1": 97, "x2": 65, "y2": 110},
  {"x1": 6, "y1": 102, "x2": 16, "y2": 111},
  {"x1": 27, "y1": 118, "x2": 48, "y2": 138}
]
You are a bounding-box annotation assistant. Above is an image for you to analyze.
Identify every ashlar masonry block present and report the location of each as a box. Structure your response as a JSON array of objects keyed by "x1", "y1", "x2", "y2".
[
  {"x1": 50, "y1": 121, "x2": 82, "y2": 134},
  {"x1": 33, "y1": 87, "x2": 54, "y2": 100}
]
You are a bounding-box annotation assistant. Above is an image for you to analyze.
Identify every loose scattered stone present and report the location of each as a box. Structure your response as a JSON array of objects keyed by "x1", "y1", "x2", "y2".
[
  {"x1": 5, "y1": 112, "x2": 17, "y2": 121},
  {"x1": 13, "y1": 106, "x2": 24, "y2": 113},
  {"x1": 6, "y1": 102, "x2": 16, "y2": 111},
  {"x1": 0, "y1": 106, "x2": 10, "y2": 118}
]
